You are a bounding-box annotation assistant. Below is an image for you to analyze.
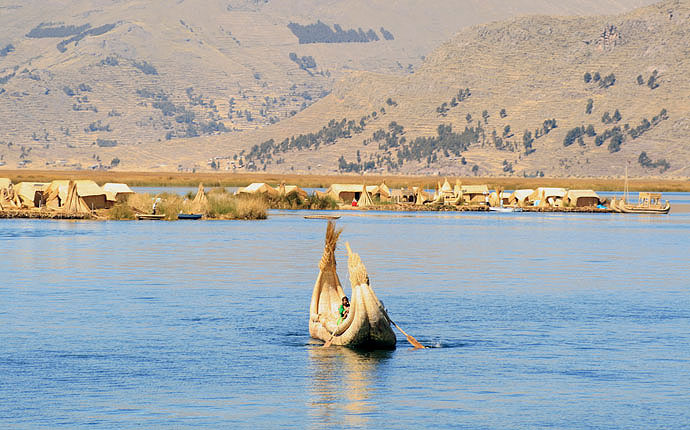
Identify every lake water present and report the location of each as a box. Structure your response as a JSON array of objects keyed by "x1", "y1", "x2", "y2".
[{"x1": 1, "y1": 200, "x2": 689, "y2": 429}]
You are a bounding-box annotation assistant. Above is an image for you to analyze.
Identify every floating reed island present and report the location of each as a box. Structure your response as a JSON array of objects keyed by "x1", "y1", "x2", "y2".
[
  {"x1": 0, "y1": 179, "x2": 270, "y2": 220},
  {"x1": 237, "y1": 179, "x2": 671, "y2": 214},
  {"x1": 0, "y1": 176, "x2": 671, "y2": 220}
]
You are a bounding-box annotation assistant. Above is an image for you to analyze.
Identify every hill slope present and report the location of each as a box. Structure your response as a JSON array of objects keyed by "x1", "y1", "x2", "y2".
[
  {"x1": 0, "y1": 0, "x2": 658, "y2": 171},
  {"x1": 205, "y1": 0, "x2": 690, "y2": 178}
]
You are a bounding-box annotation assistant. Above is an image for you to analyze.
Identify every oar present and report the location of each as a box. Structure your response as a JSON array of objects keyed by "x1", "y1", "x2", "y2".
[
  {"x1": 380, "y1": 307, "x2": 426, "y2": 349},
  {"x1": 322, "y1": 325, "x2": 339, "y2": 348},
  {"x1": 389, "y1": 318, "x2": 426, "y2": 349}
]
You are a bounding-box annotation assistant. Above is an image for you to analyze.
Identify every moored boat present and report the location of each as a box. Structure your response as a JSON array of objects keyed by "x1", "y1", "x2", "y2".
[
  {"x1": 177, "y1": 213, "x2": 203, "y2": 220},
  {"x1": 489, "y1": 206, "x2": 523, "y2": 213},
  {"x1": 618, "y1": 192, "x2": 670, "y2": 214},
  {"x1": 136, "y1": 213, "x2": 165, "y2": 220},
  {"x1": 304, "y1": 214, "x2": 341, "y2": 220},
  {"x1": 309, "y1": 221, "x2": 396, "y2": 350}
]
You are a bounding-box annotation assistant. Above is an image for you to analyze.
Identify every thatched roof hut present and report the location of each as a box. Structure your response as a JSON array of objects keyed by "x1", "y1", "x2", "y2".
[
  {"x1": 529, "y1": 187, "x2": 567, "y2": 207},
  {"x1": 236, "y1": 182, "x2": 279, "y2": 197},
  {"x1": 377, "y1": 182, "x2": 391, "y2": 201},
  {"x1": 461, "y1": 184, "x2": 489, "y2": 204},
  {"x1": 42, "y1": 180, "x2": 107, "y2": 210},
  {"x1": 14, "y1": 182, "x2": 49, "y2": 208},
  {"x1": 63, "y1": 180, "x2": 92, "y2": 213},
  {"x1": 489, "y1": 191, "x2": 512, "y2": 207},
  {"x1": 392, "y1": 188, "x2": 416, "y2": 204},
  {"x1": 325, "y1": 184, "x2": 379, "y2": 203},
  {"x1": 508, "y1": 189, "x2": 534, "y2": 206},
  {"x1": 565, "y1": 190, "x2": 602, "y2": 207},
  {"x1": 357, "y1": 184, "x2": 374, "y2": 207},
  {"x1": 278, "y1": 183, "x2": 308, "y2": 198},
  {"x1": 0, "y1": 184, "x2": 21, "y2": 209},
  {"x1": 103, "y1": 183, "x2": 134, "y2": 204}
]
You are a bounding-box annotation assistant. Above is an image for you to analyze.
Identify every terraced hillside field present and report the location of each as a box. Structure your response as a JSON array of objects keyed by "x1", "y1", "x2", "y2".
[
  {"x1": 192, "y1": 0, "x2": 689, "y2": 179},
  {"x1": 0, "y1": 0, "x2": 657, "y2": 173}
]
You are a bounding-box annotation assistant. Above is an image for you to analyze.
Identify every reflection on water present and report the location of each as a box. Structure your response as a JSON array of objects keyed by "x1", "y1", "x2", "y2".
[{"x1": 308, "y1": 346, "x2": 391, "y2": 429}]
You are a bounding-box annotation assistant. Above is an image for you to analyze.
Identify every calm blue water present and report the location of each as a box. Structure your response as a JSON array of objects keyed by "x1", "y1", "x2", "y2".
[{"x1": 1, "y1": 203, "x2": 689, "y2": 429}]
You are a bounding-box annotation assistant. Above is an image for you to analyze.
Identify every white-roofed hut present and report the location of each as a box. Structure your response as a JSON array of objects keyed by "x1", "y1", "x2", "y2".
[
  {"x1": 529, "y1": 187, "x2": 567, "y2": 207},
  {"x1": 508, "y1": 189, "x2": 534, "y2": 207},
  {"x1": 103, "y1": 183, "x2": 135, "y2": 206}
]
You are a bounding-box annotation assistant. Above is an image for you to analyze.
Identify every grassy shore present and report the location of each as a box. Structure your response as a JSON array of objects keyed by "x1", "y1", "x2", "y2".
[{"x1": 2, "y1": 170, "x2": 689, "y2": 192}]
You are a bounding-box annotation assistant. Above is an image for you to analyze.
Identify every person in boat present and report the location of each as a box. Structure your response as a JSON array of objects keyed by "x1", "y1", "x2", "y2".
[
  {"x1": 337, "y1": 296, "x2": 350, "y2": 324},
  {"x1": 352, "y1": 198, "x2": 358, "y2": 207}
]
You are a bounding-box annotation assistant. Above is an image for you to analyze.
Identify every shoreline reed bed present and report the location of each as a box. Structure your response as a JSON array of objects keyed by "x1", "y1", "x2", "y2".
[{"x1": 107, "y1": 191, "x2": 268, "y2": 220}]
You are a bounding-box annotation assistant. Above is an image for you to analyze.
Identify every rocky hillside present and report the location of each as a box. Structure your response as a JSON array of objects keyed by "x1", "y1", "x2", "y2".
[
  {"x1": 211, "y1": 0, "x2": 690, "y2": 178},
  {"x1": 0, "y1": 0, "x2": 656, "y2": 172}
]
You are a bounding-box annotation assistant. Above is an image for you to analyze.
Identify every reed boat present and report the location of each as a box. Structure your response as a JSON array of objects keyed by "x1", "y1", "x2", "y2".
[
  {"x1": 304, "y1": 214, "x2": 341, "y2": 220},
  {"x1": 619, "y1": 192, "x2": 670, "y2": 214},
  {"x1": 135, "y1": 213, "x2": 165, "y2": 220},
  {"x1": 610, "y1": 167, "x2": 670, "y2": 214},
  {"x1": 309, "y1": 221, "x2": 396, "y2": 350}
]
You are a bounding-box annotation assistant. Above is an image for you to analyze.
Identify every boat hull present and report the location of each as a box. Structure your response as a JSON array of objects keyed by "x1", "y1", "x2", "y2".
[
  {"x1": 177, "y1": 213, "x2": 203, "y2": 220},
  {"x1": 309, "y1": 222, "x2": 396, "y2": 350},
  {"x1": 489, "y1": 206, "x2": 522, "y2": 213},
  {"x1": 619, "y1": 203, "x2": 670, "y2": 214},
  {"x1": 136, "y1": 214, "x2": 165, "y2": 220}
]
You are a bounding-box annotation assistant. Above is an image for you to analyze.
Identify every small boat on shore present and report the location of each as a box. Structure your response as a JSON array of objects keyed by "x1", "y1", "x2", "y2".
[
  {"x1": 304, "y1": 214, "x2": 341, "y2": 220},
  {"x1": 309, "y1": 221, "x2": 396, "y2": 350},
  {"x1": 177, "y1": 213, "x2": 203, "y2": 220},
  {"x1": 136, "y1": 213, "x2": 165, "y2": 220},
  {"x1": 489, "y1": 206, "x2": 523, "y2": 213}
]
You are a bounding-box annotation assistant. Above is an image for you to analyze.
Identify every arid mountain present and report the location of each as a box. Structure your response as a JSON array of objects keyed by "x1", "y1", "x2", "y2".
[
  {"x1": 208, "y1": 0, "x2": 689, "y2": 178},
  {"x1": 0, "y1": 0, "x2": 674, "y2": 176}
]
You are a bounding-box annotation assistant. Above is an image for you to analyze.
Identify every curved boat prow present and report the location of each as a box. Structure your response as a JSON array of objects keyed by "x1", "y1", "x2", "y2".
[{"x1": 309, "y1": 221, "x2": 396, "y2": 350}]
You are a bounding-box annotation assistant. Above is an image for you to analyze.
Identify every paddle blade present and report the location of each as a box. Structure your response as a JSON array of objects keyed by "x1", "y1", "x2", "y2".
[
  {"x1": 405, "y1": 334, "x2": 426, "y2": 349},
  {"x1": 391, "y1": 320, "x2": 426, "y2": 349},
  {"x1": 322, "y1": 337, "x2": 334, "y2": 348}
]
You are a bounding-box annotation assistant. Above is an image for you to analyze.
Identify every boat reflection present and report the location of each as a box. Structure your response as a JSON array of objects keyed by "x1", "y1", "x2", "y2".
[{"x1": 307, "y1": 345, "x2": 392, "y2": 429}]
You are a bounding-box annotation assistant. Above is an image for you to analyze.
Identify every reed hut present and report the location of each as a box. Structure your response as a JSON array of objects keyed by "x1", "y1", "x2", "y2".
[
  {"x1": 414, "y1": 186, "x2": 432, "y2": 205},
  {"x1": 75, "y1": 180, "x2": 108, "y2": 210},
  {"x1": 278, "y1": 182, "x2": 308, "y2": 199},
  {"x1": 508, "y1": 189, "x2": 534, "y2": 207},
  {"x1": 14, "y1": 182, "x2": 49, "y2": 208},
  {"x1": 374, "y1": 182, "x2": 391, "y2": 202},
  {"x1": 392, "y1": 188, "x2": 416, "y2": 204},
  {"x1": 0, "y1": 184, "x2": 21, "y2": 209},
  {"x1": 461, "y1": 185, "x2": 489, "y2": 205},
  {"x1": 62, "y1": 180, "x2": 92, "y2": 213},
  {"x1": 236, "y1": 182, "x2": 279, "y2": 197},
  {"x1": 188, "y1": 183, "x2": 209, "y2": 213},
  {"x1": 325, "y1": 184, "x2": 379, "y2": 204},
  {"x1": 529, "y1": 187, "x2": 567, "y2": 207},
  {"x1": 103, "y1": 183, "x2": 135, "y2": 205},
  {"x1": 564, "y1": 190, "x2": 602, "y2": 207},
  {"x1": 489, "y1": 191, "x2": 512, "y2": 207},
  {"x1": 357, "y1": 184, "x2": 374, "y2": 207}
]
